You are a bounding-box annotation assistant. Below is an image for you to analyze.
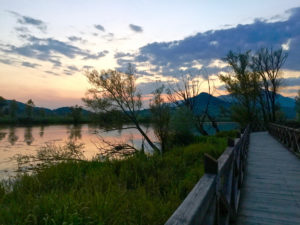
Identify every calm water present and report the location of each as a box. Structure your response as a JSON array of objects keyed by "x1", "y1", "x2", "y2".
[{"x1": 0, "y1": 122, "x2": 238, "y2": 180}]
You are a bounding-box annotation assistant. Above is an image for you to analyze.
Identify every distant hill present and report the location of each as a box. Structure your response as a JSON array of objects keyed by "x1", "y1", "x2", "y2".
[
  {"x1": 2, "y1": 99, "x2": 91, "y2": 117},
  {"x1": 217, "y1": 93, "x2": 296, "y2": 119}
]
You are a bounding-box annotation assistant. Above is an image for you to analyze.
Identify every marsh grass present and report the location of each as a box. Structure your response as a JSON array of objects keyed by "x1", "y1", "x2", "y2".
[{"x1": 0, "y1": 133, "x2": 235, "y2": 225}]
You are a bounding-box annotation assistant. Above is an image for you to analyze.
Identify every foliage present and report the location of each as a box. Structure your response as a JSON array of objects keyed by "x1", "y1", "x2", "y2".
[
  {"x1": 150, "y1": 86, "x2": 171, "y2": 152},
  {"x1": 219, "y1": 48, "x2": 287, "y2": 126},
  {"x1": 252, "y1": 48, "x2": 288, "y2": 122},
  {"x1": 9, "y1": 100, "x2": 18, "y2": 118},
  {"x1": 70, "y1": 105, "x2": 83, "y2": 124},
  {"x1": 295, "y1": 90, "x2": 300, "y2": 121},
  {"x1": 83, "y1": 66, "x2": 159, "y2": 153},
  {"x1": 0, "y1": 96, "x2": 7, "y2": 116},
  {"x1": 25, "y1": 99, "x2": 35, "y2": 119},
  {"x1": 14, "y1": 141, "x2": 85, "y2": 172},
  {"x1": 220, "y1": 51, "x2": 260, "y2": 126},
  {"x1": 169, "y1": 107, "x2": 196, "y2": 145},
  {"x1": 0, "y1": 134, "x2": 230, "y2": 225}
]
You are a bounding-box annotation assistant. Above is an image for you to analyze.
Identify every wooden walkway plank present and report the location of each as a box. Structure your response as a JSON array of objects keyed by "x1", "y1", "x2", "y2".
[{"x1": 236, "y1": 132, "x2": 300, "y2": 225}]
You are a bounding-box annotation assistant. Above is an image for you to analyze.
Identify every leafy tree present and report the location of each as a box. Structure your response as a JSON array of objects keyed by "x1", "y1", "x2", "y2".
[
  {"x1": 219, "y1": 51, "x2": 261, "y2": 126},
  {"x1": 252, "y1": 48, "x2": 287, "y2": 122},
  {"x1": 70, "y1": 105, "x2": 82, "y2": 124},
  {"x1": 149, "y1": 85, "x2": 171, "y2": 152},
  {"x1": 295, "y1": 90, "x2": 300, "y2": 120},
  {"x1": 9, "y1": 100, "x2": 18, "y2": 118},
  {"x1": 0, "y1": 96, "x2": 6, "y2": 116},
  {"x1": 25, "y1": 99, "x2": 35, "y2": 119},
  {"x1": 83, "y1": 66, "x2": 160, "y2": 153}
]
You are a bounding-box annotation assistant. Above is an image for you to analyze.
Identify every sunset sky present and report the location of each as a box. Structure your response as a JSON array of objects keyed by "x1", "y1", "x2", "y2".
[{"x1": 1, "y1": 0, "x2": 300, "y2": 109}]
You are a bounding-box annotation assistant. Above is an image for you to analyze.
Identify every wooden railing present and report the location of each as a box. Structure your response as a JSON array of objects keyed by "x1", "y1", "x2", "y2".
[
  {"x1": 165, "y1": 125, "x2": 250, "y2": 225},
  {"x1": 268, "y1": 123, "x2": 300, "y2": 156}
]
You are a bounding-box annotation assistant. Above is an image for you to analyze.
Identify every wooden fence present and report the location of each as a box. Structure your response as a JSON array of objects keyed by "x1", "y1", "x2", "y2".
[
  {"x1": 268, "y1": 123, "x2": 300, "y2": 155},
  {"x1": 165, "y1": 125, "x2": 250, "y2": 225}
]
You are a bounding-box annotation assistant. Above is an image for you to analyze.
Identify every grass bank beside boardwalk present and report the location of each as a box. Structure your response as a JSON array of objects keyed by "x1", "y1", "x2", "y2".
[{"x1": 0, "y1": 131, "x2": 236, "y2": 225}]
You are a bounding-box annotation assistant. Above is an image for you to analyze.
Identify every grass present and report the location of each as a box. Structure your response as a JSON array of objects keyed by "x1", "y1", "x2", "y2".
[{"x1": 0, "y1": 133, "x2": 235, "y2": 225}]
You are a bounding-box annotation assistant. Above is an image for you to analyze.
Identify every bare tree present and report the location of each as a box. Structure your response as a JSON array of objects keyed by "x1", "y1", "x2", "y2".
[
  {"x1": 83, "y1": 66, "x2": 160, "y2": 153},
  {"x1": 252, "y1": 48, "x2": 288, "y2": 122},
  {"x1": 167, "y1": 72, "x2": 219, "y2": 135}
]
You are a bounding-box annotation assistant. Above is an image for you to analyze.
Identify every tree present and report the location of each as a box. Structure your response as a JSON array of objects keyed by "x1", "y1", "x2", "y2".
[
  {"x1": 149, "y1": 86, "x2": 171, "y2": 152},
  {"x1": 25, "y1": 99, "x2": 35, "y2": 119},
  {"x1": 219, "y1": 51, "x2": 261, "y2": 126},
  {"x1": 9, "y1": 100, "x2": 18, "y2": 118},
  {"x1": 0, "y1": 96, "x2": 6, "y2": 116},
  {"x1": 252, "y1": 48, "x2": 287, "y2": 122},
  {"x1": 295, "y1": 90, "x2": 300, "y2": 120},
  {"x1": 70, "y1": 105, "x2": 82, "y2": 124},
  {"x1": 83, "y1": 66, "x2": 160, "y2": 153},
  {"x1": 167, "y1": 73, "x2": 219, "y2": 135}
]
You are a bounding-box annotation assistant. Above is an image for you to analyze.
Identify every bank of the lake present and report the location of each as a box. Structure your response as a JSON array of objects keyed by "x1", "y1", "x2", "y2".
[
  {"x1": 0, "y1": 130, "x2": 237, "y2": 225},
  {"x1": 0, "y1": 122, "x2": 238, "y2": 180}
]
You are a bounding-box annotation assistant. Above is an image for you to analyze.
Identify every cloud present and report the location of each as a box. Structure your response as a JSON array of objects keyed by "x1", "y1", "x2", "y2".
[
  {"x1": 15, "y1": 26, "x2": 30, "y2": 33},
  {"x1": 63, "y1": 70, "x2": 73, "y2": 75},
  {"x1": 67, "y1": 65, "x2": 79, "y2": 71},
  {"x1": 94, "y1": 24, "x2": 105, "y2": 32},
  {"x1": 0, "y1": 35, "x2": 107, "y2": 67},
  {"x1": 9, "y1": 11, "x2": 47, "y2": 32},
  {"x1": 129, "y1": 24, "x2": 143, "y2": 33},
  {"x1": 82, "y1": 50, "x2": 109, "y2": 60},
  {"x1": 102, "y1": 33, "x2": 114, "y2": 41},
  {"x1": 68, "y1": 36, "x2": 87, "y2": 43},
  {"x1": 114, "y1": 52, "x2": 134, "y2": 58},
  {"x1": 116, "y1": 7, "x2": 300, "y2": 78},
  {"x1": 22, "y1": 61, "x2": 40, "y2": 68},
  {"x1": 44, "y1": 70, "x2": 59, "y2": 76},
  {"x1": 281, "y1": 77, "x2": 300, "y2": 87}
]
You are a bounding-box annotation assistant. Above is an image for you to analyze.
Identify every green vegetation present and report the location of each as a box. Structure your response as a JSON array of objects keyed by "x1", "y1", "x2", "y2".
[
  {"x1": 219, "y1": 47, "x2": 287, "y2": 126},
  {"x1": 0, "y1": 132, "x2": 236, "y2": 225}
]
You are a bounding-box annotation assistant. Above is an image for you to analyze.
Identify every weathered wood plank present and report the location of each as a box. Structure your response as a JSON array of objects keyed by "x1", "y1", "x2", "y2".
[{"x1": 236, "y1": 132, "x2": 300, "y2": 225}]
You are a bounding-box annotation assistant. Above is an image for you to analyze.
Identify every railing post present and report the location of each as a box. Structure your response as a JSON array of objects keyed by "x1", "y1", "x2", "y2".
[{"x1": 204, "y1": 154, "x2": 218, "y2": 174}]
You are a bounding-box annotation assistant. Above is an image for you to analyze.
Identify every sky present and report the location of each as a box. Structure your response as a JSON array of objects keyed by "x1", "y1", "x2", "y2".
[{"x1": 0, "y1": 0, "x2": 300, "y2": 109}]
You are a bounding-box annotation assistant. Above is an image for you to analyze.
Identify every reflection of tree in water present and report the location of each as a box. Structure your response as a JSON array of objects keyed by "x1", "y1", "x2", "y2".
[
  {"x1": 8, "y1": 127, "x2": 18, "y2": 145},
  {"x1": 0, "y1": 132, "x2": 7, "y2": 141},
  {"x1": 24, "y1": 127, "x2": 34, "y2": 145},
  {"x1": 67, "y1": 124, "x2": 82, "y2": 141},
  {"x1": 39, "y1": 126, "x2": 44, "y2": 137}
]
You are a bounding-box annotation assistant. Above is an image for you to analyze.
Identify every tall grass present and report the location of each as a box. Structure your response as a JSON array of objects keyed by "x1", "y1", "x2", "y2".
[{"x1": 0, "y1": 134, "x2": 233, "y2": 225}]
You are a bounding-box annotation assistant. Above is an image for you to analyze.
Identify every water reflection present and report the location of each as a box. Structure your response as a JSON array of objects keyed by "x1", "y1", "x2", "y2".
[
  {"x1": 8, "y1": 127, "x2": 18, "y2": 145},
  {"x1": 24, "y1": 127, "x2": 34, "y2": 145},
  {"x1": 67, "y1": 124, "x2": 82, "y2": 141},
  {"x1": 39, "y1": 126, "x2": 44, "y2": 137},
  {"x1": 0, "y1": 132, "x2": 6, "y2": 141}
]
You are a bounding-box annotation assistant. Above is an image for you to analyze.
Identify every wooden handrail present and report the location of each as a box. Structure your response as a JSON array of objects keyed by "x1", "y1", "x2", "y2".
[
  {"x1": 268, "y1": 123, "x2": 300, "y2": 155},
  {"x1": 165, "y1": 125, "x2": 250, "y2": 225}
]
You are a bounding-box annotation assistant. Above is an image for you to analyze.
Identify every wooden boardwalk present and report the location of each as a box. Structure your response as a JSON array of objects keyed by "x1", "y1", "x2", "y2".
[{"x1": 236, "y1": 132, "x2": 300, "y2": 225}]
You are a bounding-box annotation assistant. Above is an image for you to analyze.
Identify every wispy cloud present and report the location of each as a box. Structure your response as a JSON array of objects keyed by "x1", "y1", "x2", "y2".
[
  {"x1": 0, "y1": 35, "x2": 108, "y2": 67},
  {"x1": 68, "y1": 36, "x2": 87, "y2": 44},
  {"x1": 129, "y1": 24, "x2": 143, "y2": 33},
  {"x1": 22, "y1": 61, "x2": 40, "y2": 68},
  {"x1": 8, "y1": 11, "x2": 47, "y2": 32}
]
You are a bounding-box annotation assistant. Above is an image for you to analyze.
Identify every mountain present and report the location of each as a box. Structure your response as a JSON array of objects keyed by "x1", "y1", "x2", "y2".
[
  {"x1": 2, "y1": 99, "x2": 91, "y2": 116},
  {"x1": 217, "y1": 93, "x2": 296, "y2": 119},
  {"x1": 190, "y1": 92, "x2": 230, "y2": 116}
]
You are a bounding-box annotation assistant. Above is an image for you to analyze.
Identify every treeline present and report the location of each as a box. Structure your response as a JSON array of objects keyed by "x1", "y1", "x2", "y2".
[{"x1": 0, "y1": 98, "x2": 91, "y2": 125}]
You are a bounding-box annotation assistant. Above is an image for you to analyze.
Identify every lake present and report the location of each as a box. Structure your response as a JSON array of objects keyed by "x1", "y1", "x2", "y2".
[{"x1": 0, "y1": 122, "x2": 238, "y2": 180}]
